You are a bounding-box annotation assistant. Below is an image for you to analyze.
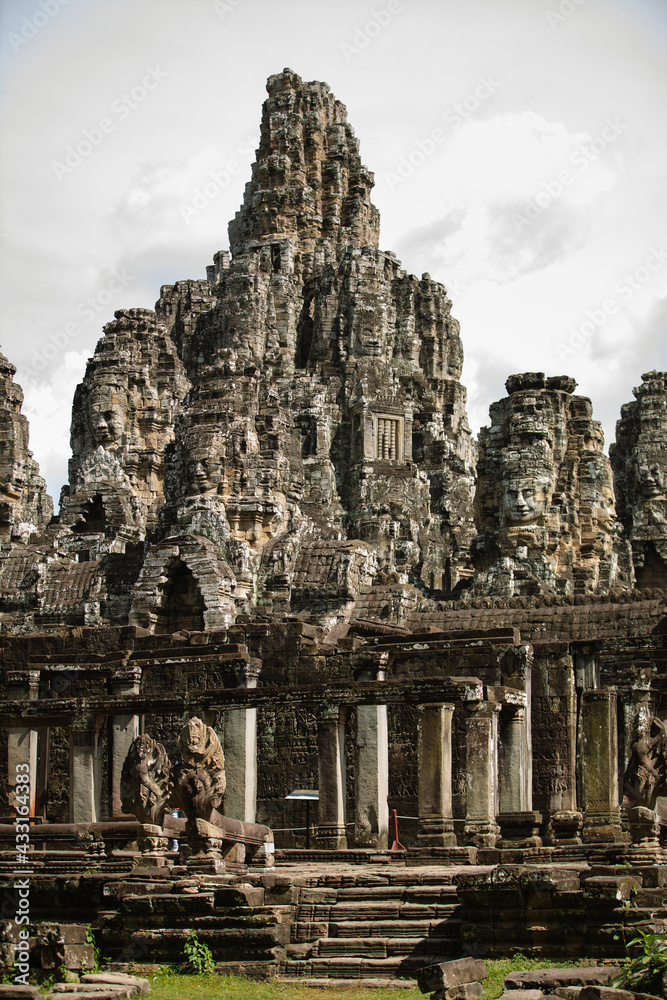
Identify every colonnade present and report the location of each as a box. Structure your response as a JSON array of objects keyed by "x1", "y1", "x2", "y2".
[{"x1": 4, "y1": 668, "x2": 633, "y2": 848}]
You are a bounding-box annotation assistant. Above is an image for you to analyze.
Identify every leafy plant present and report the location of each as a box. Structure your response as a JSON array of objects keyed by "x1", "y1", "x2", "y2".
[
  {"x1": 183, "y1": 930, "x2": 215, "y2": 976},
  {"x1": 611, "y1": 929, "x2": 667, "y2": 994},
  {"x1": 84, "y1": 925, "x2": 102, "y2": 973}
]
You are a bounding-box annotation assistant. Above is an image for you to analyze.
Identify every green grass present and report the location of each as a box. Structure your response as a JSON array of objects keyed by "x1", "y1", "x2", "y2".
[
  {"x1": 477, "y1": 954, "x2": 593, "y2": 1000},
  {"x1": 146, "y1": 971, "x2": 421, "y2": 999},
  {"x1": 143, "y1": 954, "x2": 594, "y2": 1000}
]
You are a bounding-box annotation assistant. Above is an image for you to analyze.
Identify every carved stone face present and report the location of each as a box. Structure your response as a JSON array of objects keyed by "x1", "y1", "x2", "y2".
[
  {"x1": 89, "y1": 386, "x2": 128, "y2": 448},
  {"x1": 133, "y1": 734, "x2": 154, "y2": 760},
  {"x1": 593, "y1": 487, "x2": 616, "y2": 532},
  {"x1": 635, "y1": 460, "x2": 665, "y2": 500},
  {"x1": 0, "y1": 451, "x2": 24, "y2": 500},
  {"x1": 354, "y1": 325, "x2": 383, "y2": 357},
  {"x1": 181, "y1": 717, "x2": 207, "y2": 753},
  {"x1": 185, "y1": 455, "x2": 222, "y2": 495},
  {"x1": 503, "y1": 480, "x2": 548, "y2": 524}
]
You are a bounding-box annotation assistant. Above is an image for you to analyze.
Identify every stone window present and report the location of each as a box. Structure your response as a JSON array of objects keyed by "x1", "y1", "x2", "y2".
[{"x1": 375, "y1": 416, "x2": 402, "y2": 461}]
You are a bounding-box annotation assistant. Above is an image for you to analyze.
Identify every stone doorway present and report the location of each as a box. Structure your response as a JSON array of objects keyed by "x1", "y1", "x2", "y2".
[{"x1": 156, "y1": 558, "x2": 206, "y2": 633}]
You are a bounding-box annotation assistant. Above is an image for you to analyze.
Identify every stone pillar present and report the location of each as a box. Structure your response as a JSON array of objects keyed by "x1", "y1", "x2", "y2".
[
  {"x1": 498, "y1": 705, "x2": 543, "y2": 847},
  {"x1": 110, "y1": 667, "x2": 142, "y2": 816},
  {"x1": 69, "y1": 717, "x2": 103, "y2": 823},
  {"x1": 499, "y1": 707, "x2": 528, "y2": 813},
  {"x1": 7, "y1": 671, "x2": 39, "y2": 817},
  {"x1": 354, "y1": 666, "x2": 389, "y2": 849},
  {"x1": 464, "y1": 701, "x2": 500, "y2": 847},
  {"x1": 581, "y1": 690, "x2": 624, "y2": 843},
  {"x1": 550, "y1": 661, "x2": 578, "y2": 812},
  {"x1": 223, "y1": 660, "x2": 260, "y2": 823},
  {"x1": 317, "y1": 705, "x2": 347, "y2": 849},
  {"x1": 417, "y1": 703, "x2": 457, "y2": 847}
]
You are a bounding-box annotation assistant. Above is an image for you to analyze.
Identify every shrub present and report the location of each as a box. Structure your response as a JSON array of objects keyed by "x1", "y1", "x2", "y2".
[
  {"x1": 183, "y1": 930, "x2": 215, "y2": 976},
  {"x1": 611, "y1": 929, "x2": 667, "y2": 995}
]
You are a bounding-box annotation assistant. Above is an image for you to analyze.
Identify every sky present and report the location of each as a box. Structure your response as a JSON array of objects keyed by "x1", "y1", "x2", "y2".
[{"x1": 0, "y1": 0, "x2": 665, "y2": 504}]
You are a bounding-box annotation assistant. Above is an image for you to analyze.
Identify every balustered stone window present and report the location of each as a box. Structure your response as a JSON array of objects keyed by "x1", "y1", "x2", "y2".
[{"x1": 374, "y1": 415, "x2": 402, "y2": 461}]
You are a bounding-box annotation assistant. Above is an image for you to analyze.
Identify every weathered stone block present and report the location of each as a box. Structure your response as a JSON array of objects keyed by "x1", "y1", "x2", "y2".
[
  {"x1": 504, "y1": 967, "x2": 620, "y2": 990},
  {"x1": 416, "y1": 957, "x2": 487, "y2": 994}
]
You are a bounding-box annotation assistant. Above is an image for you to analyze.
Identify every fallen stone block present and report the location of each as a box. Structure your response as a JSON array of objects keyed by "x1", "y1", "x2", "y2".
[
  {"x1": 0, "y1": 987, "x2": 42, "y2": 1000},
  {"x1": 60, "y1": 994, "x2": 129, "y2": 1000},
  {"x1": 81, "y1": 974, "x2": 150, "y2": 995},
  {"x1": 417, "y1": 957, "x2": 487, "y2": 995},
  {"x1": 504, "y1": 968, "x2": 620, "y2": 991},
  {"x1": 434, "y1": 983, "x2": 484, "y2": 1000},
  {"x1": 51, "y1": 986, "x2": 132, "y2": 997},
  {"x1": 496, "y1": 992, "x2": 545, "y2": 1000},
  {"x1": 578, "y1": 987, "x2": 664, "y2": 1000}
]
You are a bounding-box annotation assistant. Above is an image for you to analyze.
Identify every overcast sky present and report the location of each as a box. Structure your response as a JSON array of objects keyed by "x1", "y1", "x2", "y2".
[{"x1": 1, "y1": 0, "x2": 665, "y2": 504}]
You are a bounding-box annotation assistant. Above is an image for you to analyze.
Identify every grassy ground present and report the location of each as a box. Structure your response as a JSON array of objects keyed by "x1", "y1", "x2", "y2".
[{"x1": 143, "y1": 955, "x2": 593, "y2": 1000}]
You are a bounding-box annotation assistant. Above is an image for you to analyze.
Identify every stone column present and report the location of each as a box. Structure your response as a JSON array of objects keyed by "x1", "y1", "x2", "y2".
[
  {"x1": 7, "y1": 671, "x2": 39, "y2": 817},
  {"x1": 581, "y1": 690, "x2": 623, "y2": 843},
  {"x1": 464, "y1": 701, "x2": 500, "y2": 847},
  {"x1": 550, "y1": 661, "x2": 578, "y2": 812},
  {"x1": 498, "y1": 707, "x2": 528, "y2": 813},
  {"x1": 110, "y1": 667, "x2": 142, "y2": 816},
  {"x1": 354, "y1": 666, "x2": 389, "y2": 849},
  {"x1": 417, "y1": 703, "x2": 457, "y2": 847},
  {"x1": 223, "y1": 660, "x2": 260, "y2": 823},
  {"x1": 498, "y1": 705, "x2": 542, "y2": 847},
  {"x1": 69, "y1": 717, "x2": 103, "y2": 823},
  {"x1": 317, "y1": 705, "x2": 347, "y2": 849}
]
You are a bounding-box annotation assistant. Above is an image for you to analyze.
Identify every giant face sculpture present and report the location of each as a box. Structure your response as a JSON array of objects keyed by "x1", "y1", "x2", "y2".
[
  {"x1": 502, "y1": 474, "x2": 552, "y2": 528},
  {"x1": 88, "y1": 384, "x2": 129, "y2": 450}
]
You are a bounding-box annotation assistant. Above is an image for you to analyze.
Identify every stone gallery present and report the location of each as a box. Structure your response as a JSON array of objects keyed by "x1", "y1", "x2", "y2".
[{"x1": 0, "y1": 69, "x2": 665, "y2": 986}]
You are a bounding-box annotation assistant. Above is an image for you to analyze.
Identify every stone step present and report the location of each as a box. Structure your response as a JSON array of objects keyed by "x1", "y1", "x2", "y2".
[
  {"x1": 295, "y1": 917, "x2": 461, "y2": 941},
  {"x1": 315, "y1": 936, "x2": 461, "y2": 959},
  {"x1": 314, "y1": 871, "x2": 458, "y2": 888},
  {"x1": 289, "y1": 955, "x2": 457, "y2": 978},
  {"x1": 313, "y1": 884, "x2": 459, "y2": 903},
  {"x1": 385, "y1": 937, "x2": 460, "y2": 959},
  {"x1": 298, "y1": 900, "x2": 458, "y2": 922},
  {"x1": 103, "y1": 926, "x2": 286, "y2": 963},
  {"x1": 278, "y1": 978, "x2": 418, "y2": 990},
  {"x1": 120, "y1": 907, "x2": 292, "y2": 934}
]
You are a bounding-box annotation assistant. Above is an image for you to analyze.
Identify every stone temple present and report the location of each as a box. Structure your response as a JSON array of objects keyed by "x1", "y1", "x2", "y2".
[{"x1": 0, "y1": 70, "x2": 666, "y2": 991}]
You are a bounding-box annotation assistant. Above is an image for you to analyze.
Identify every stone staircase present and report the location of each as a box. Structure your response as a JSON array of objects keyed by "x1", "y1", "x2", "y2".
[
  {"x1": 281, "y1": 868, "x2": 464, "y2": 979},
  {"x1": 96, "y1": 878, "x2": 292, "y2": 977}
]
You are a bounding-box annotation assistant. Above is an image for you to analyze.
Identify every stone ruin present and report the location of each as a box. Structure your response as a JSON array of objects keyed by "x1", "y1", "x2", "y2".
[
  {"x1": 611, "y1": 370, "x2": 667, "y2": 589},
  {"x1": 0, "y1": 68, "x2": 665, "y2": 988},
  {"x1": 471, "y1": 372, "x2": 634, "y2": 598}
]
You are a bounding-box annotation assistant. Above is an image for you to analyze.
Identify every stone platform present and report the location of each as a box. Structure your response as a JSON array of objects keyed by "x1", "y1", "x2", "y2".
[{"x1": 2, "y1": 856, "x2": 663, "y2": 983}]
